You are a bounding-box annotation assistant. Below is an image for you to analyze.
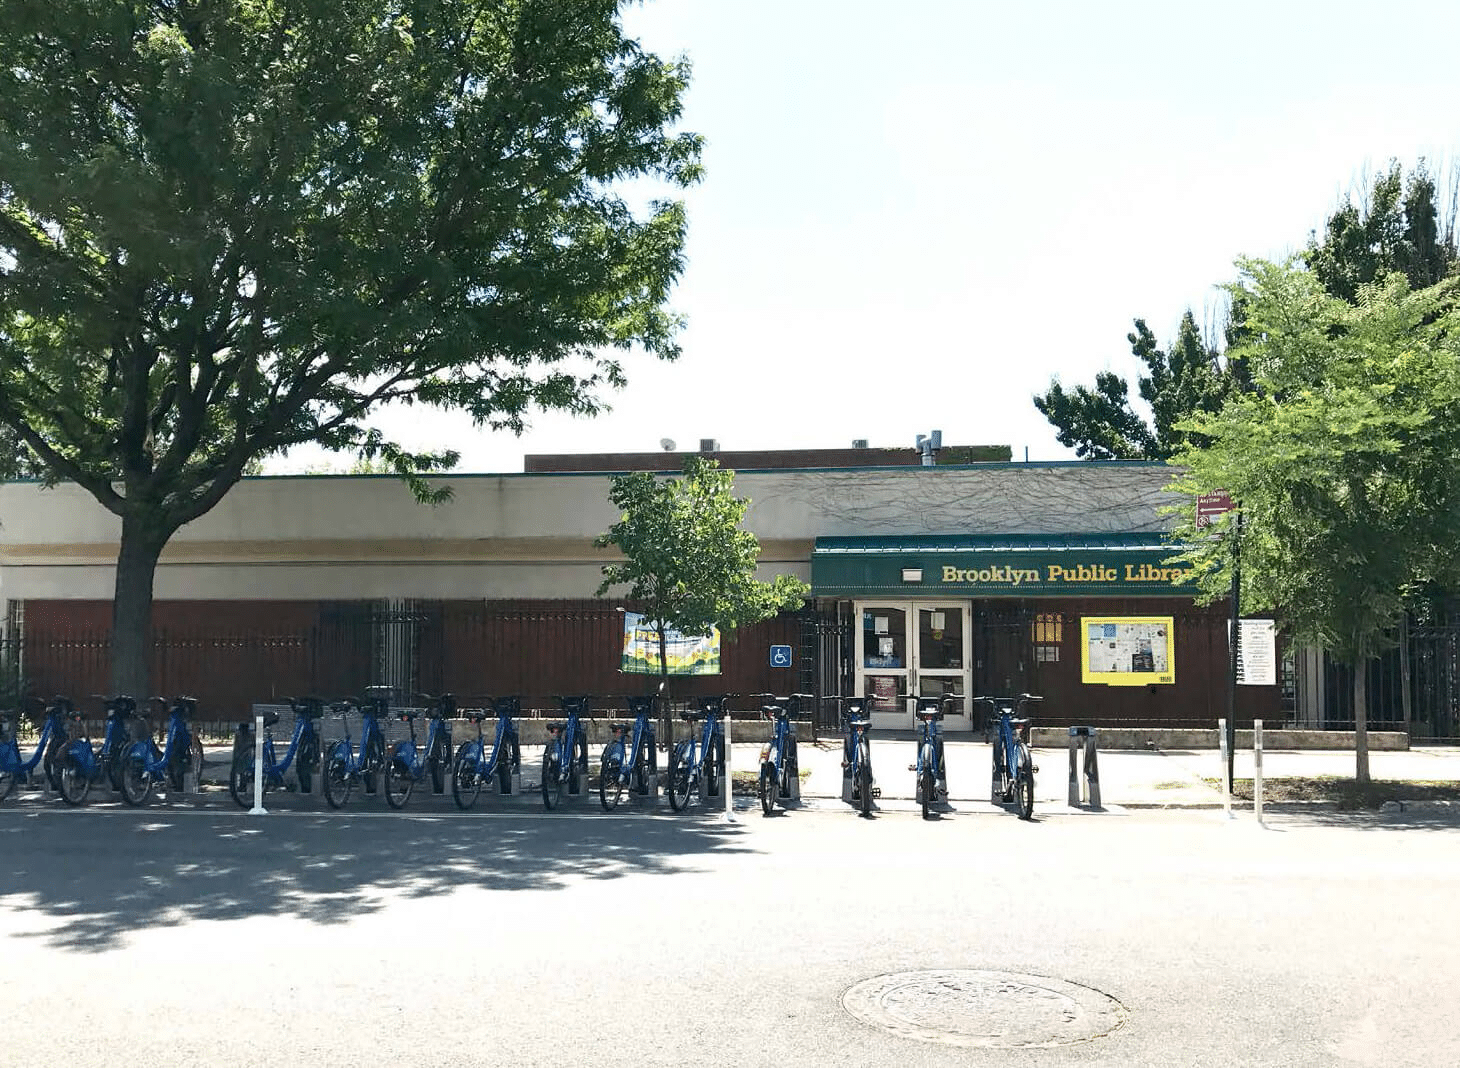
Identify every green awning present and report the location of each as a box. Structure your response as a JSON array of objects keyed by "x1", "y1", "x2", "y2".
[{"x1": 811, "y1": 532, "x2": 1194, "y2": 598}]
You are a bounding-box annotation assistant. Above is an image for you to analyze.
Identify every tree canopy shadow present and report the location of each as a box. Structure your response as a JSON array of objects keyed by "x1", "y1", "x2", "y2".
[{"x1": 0, "y1": 789, "x2": 753, "y2": 953}]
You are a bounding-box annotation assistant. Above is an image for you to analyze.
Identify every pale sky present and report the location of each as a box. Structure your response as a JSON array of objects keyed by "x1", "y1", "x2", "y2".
[{"x1": 273, "y1": 0, "x2": 1460, "y2": 473}]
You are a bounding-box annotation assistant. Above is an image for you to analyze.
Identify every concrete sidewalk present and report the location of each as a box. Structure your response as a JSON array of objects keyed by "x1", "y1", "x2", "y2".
[{"x1": 192, "y1": 736, "x2": 1460, "y2": 815}]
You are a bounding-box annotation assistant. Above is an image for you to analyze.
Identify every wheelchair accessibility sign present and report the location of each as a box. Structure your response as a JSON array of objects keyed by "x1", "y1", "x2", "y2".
[{"x1": 769, "y1": 645, "x2": 793, "y2": 668}]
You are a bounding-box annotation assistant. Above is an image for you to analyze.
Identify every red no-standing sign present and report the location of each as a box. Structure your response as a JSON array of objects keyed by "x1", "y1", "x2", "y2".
[{"x1": 1196, "y1": 490, "x2": 1233, "y2": 529}]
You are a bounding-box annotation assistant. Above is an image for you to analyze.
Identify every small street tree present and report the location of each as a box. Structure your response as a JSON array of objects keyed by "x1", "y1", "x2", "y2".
[
  {"x1": 595, "y1": 456, "x2": 810, "y2": 738},
  {"x1": 0, "y1": 0, "x2": 700, "y2": 696},
  {"x1": 1169, "y1": 260, "x2": 1460, "y2": 781}
]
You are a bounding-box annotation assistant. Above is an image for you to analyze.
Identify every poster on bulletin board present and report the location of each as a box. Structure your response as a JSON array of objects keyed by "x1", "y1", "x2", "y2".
[{"x1": 1080, "y1": 616, "x2": 1175, "y2": 686}]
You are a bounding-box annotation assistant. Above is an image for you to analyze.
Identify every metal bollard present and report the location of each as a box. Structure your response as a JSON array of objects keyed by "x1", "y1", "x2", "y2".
[
  {"x1": 1217, "y1": 717, "x2": 1231, "y2": 819},
  {"x1": 1066, "y1": 727, "x2": 1101, "y2": 808},
  {"x1": 249, "y1": 712, "x2": 268, "y2": 815},
  {"x1": 1254, "y1": 718, "x2": 1264, "y2": 825},
  {"x1": 722, "y1": 716, "x2": 734, "y2": 823}
]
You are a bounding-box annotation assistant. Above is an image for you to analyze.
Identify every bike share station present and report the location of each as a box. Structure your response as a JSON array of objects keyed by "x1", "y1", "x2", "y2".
[{"x1": 808, "y1": 532, "x2": 1214, "y2": 814}]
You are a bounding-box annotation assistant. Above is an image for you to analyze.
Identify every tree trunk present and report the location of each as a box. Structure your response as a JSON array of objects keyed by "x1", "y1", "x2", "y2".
[
  {"x1": 111, "y1": 514, "x2": 171, "y2": 700},
  {"x1": 1352, "y1": 663, "x2": 1371, "y2": 784}
]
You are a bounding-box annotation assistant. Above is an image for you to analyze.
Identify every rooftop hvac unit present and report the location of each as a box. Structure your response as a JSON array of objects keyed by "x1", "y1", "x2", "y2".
[
  {"x1": 699, "y1": 438, "x2": 719, "y2": 452},
  {"x1": 852, "y1": 439, "x2": 869, "y2": 448}
]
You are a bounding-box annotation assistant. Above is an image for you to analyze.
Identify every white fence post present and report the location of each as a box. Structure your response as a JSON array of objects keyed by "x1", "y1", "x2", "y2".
[
  {"x1": 722, "y1": 716, "x2": 735, "y2": 823},
  {"x1": 1217, "y1": 717, "x2": 1231, "y2": 819},
  {"x1": 1254, "y1": 718, "x2": 1264, "y2": 825},
  {"x1": 248, "y1": 712, "x2": 268, "y2": 815}
]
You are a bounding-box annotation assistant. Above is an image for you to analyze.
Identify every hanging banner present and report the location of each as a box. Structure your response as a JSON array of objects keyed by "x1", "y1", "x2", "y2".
[{"x1": 620, "y1": 612, "x2": 721, "y2": 675}]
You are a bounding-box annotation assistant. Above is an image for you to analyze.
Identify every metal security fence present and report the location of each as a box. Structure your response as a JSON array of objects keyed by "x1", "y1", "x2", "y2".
[{"x1": 0, "y1": 601, "x2": 807, "y2": 723}]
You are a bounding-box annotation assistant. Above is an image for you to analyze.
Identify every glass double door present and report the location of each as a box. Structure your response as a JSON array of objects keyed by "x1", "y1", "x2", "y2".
[{"x1": 854, "y1": 601, "x2": 972, "y2": 731}]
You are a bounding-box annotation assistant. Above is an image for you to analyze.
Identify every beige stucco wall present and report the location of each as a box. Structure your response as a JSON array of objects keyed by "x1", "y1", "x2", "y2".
[{"x1": 0, "y1": 462, "x2": 1179, "y2": 601}]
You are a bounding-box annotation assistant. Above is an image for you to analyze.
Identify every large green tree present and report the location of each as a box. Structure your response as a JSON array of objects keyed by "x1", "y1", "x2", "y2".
[
  {"x1": 596, "y1": 456, "x2": 810, "y2": 737},
  {"x1": 0, "y1": 0, "x2": 701, "y2": 695},
  {"x1": 1170, "y1": 260, "x2": 1460, "y2": 781}
]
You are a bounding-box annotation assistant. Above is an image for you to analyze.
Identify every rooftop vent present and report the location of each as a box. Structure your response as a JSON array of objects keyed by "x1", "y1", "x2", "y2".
[
  {"x1": 852, "y1": 439, "x2": 869, "y2": 449},
  {"x1": 699, "y1": 438, "x2": 719, "y2": 452}
]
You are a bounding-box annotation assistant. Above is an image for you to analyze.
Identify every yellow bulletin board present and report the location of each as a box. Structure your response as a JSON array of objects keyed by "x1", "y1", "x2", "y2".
[{"x1": 1080, "y1": 616, "x2": 1175, "y2": 686}]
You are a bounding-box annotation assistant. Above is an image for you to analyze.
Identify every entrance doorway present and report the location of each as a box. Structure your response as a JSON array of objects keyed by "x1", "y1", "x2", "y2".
[{"x1": 854, "y1": 601, "x2": 972, "y2": 731}]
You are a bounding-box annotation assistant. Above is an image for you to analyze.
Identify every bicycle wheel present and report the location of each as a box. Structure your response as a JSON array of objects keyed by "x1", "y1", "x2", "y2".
[
  {"x1": 541, "y1": 749, "x2": 563, "y2": 810},
  {"x1": 0, "y1": 764, "x2": 14, "y2": 802},
  {"x1": 323, "y1": 747, "x2": 352, "y2": 809},
  {"x1": 666, "y1": 743, "x2": 692, "y2": 812},
  {"x1": 856, "y1": 741, "x2": 873, "y2": 817},
  {"x1": 1015, "y1": 749, "x2": 1035, "y2": 820},
  {"x1": 166, "y1": 731, "x2": 191, "y2": 791},
  {"x1": 229, "y1": 749, "x2": 254, "y2": 810},
  {"x1": 43, "y1": 733, "x2": 66, "y2": 793},
  {"x1": 120, "y1": 751, "x2": 151, "y2": 806},
  {"x1": 362, "y1": 734, "x2": 383, "y2": 795},
  {"x1": 705, "y1": 731, "x2": 724, "y2": 798},
  {"x1": 496, "y1": 750, "x2": 513, "y2": 794},
  {"x1": 759, "y1": 761, "x2": 776, "y2": 816},
  {"x1": 451, "y1": 749, "x2": 482, "y2": 811},
  {"x1": 106, "y1": 742, "x2": 127, "y2": 793},
  {"x1": 58, "y1": 750, "x2": 91, "y2": 806},
  {"x1": 428, "y1": 736, "x2": 449, "y2": 795},
  {"x1": 384, "y1": 758, "x2": 414, "y2": 809},
  {"x1": 296, "y1": 733, "x2": 320, "y2": 794},
  {"x1": 920, "y1": 768, "x2": 934, "y2": 820},
  {"x1": 599, "y1": 744, "x2": 624, "y2": 812}
]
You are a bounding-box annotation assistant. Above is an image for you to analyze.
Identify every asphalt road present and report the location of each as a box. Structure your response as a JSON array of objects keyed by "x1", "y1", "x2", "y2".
[{"x1": 3, "y1": 800, "x2": 1458, "y2": 1067}]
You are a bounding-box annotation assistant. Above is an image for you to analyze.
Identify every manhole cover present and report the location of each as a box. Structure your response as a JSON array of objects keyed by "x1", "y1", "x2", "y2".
[{"x1": 841, "y1": 969, "x2": 1128, "y2": 1049}]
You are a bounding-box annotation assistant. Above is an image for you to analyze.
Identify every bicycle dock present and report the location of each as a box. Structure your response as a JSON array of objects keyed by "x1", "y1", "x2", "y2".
[{"x1": 1067, "y1": 726, "x2": 1101, "y2": 809}]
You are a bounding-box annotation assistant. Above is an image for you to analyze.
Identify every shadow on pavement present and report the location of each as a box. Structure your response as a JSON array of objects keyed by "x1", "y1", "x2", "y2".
[{"x1": 0, "y1": 804, "x2": 751, "y2": 953}]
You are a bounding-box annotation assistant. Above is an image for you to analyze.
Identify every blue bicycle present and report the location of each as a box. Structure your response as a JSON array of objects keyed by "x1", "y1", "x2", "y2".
[
  {"x1": 911, "y1": 695, "x2": 952, "y2": 820},
  {"x1": 975, "y1": 693, "x2": 1041, "y2": 820},
  {"x1": 56, "y1": 695, "x2": 136, "y2": 805},
  {"x1": 118, "y1": 696, "x2": 204, "y2": 806},
  {"x1": 0, "y1": 696, "x2": 71, "y2": 801},
  {"x1": 826, "y1": 695, "x2": 878, "y2": 817},
  {"x1": 227, "y1": 696, "x2": 326, "y2": 809},
  {"x1": 752, "y1": 692, "x2": 808, "y2": 816},
  {"x1": 598, "y1": 688, "x2": 660, "y2": 812},
  {"x1": 666, "y1": 694, "x2": 731, "y2": 813},
  {"x1": 451, "y1": 695, "x2": 522, "y2": 810},
  {"x1": 541, "y1": 695, "x2": 591, "y2": 810},
  {"x1": 321, "y1": 689, "x2": 391, "y2": 809},
  {"x1": 383, "y1": 693, "x2": 455, "y2": 809}
]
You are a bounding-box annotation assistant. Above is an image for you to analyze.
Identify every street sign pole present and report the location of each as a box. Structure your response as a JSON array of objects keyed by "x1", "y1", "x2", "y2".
[{"x1": 1226, "y1": 510, "x2": 1242, "y2": 790}]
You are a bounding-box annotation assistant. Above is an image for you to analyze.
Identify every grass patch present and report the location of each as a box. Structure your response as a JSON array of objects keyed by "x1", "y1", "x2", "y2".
[
  {"x1": 1152, "y1": 780, "x2": 1193, "y2": 791},
  {"x1": 1203, "y1": 776, "x2": 1460, "y2": 810}
]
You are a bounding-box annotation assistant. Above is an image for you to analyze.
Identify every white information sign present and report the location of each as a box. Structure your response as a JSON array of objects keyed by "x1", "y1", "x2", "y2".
[{"x1": 1237, "y1": 619, "x2": 1277, "y2": 686}]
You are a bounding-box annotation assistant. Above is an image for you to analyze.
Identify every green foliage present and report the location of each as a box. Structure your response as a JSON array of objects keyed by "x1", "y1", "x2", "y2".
[
  {"x1": 1305, "y1": 160, "x2": 1457, "y2": 301},
  {"x1": 595, "y1": 457, "x2": 810, "y2": 650},
  {"x1": 0, "y1": 0, "x2": 698, "y2": 520},
  {"x1": 1168, "y1": 260, "x2": 1460, "y2": 667},
  {"x1": 0, "y1": 0, "x2": 701, "y2": 688},
  {"x1": 1034, "y1": 311, "x2": 1240, "y2": 460}
]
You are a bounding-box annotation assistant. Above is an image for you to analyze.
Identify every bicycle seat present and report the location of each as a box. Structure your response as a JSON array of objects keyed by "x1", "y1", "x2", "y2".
[
  {"x1": 915, "y1": 710, "x2": 944, "y2": 722},
  {"x1": 290, "y1": 697, "x2": 326, "y2": 719},
  {"x1": 680, "y1": 711, "x2": 706, "y2": 722},
  {"x1": 461, "y1": 710, "x2": 491, "y2": 724},
  {"x1": 609, "y1": 721, "x2": 632, "y2": 733},
  {"x1": 396, "y1": 710, "x2": 422, "y2": 722},
  {"x1": 843, "y1": 716, "x2": 871, "y2": 728},
  {"x1": 545, "y1": 721, "x2": 566, "y2": 732},
  {"x1": 261, "y1": 711, "x2": 281, "y2": 728},
  {"x1": 625, "y1": 696, "x2": 655, "y2": 715},
  {"x1": 493, "y1": 696, "x2": 522, "y2": 715}
]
